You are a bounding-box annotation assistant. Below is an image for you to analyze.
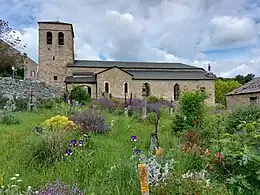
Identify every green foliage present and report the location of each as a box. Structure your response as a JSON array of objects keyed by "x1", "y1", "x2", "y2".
[
  {"x1": 215, "y1": 79, "x2": 241, "y2": 106},
  {"x1": 214, "y1": 120, "x2": 260, "y2": 194},
  {"x1": 0, "y1": 113, "x2": 20, "y2": 125},
  {"x1": 172, "y1": 113, "x2": 189, "y2": 134},
  {"x1": 70, "y1": 86, "x2": 91, "y2": 105},
  {"x1": 14, "y1": 98, "x2": 28, "y2": 111},
  {"x1": 225, "y1": 105, "x2": 260, "y2": 133},
  {"x1": 147, "y1": 96, "x2": 164, "y2": 103},
  {"x1": 0, "y1": 95, "x2": 8, "y2": 109},
  {"x1": 27, "y1": 132, "x2": 70, "y2": 166},
  {"x1": 234, "y1": 73, "x2": 255, "y2": 85}
]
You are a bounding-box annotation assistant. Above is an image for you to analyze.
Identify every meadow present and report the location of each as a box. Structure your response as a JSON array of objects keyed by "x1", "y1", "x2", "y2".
[{"x1": 0, "y1": 90, "x2": 259, "y2": 195}]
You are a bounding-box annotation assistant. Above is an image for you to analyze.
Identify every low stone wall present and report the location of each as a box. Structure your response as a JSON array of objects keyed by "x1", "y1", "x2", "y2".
[{"x1": 0, "y1": 77, "x2": 64, "y2": 101}]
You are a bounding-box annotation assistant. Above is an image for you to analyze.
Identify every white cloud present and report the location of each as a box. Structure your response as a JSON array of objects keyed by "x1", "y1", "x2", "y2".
[{"x1": 2, "y1": 0, "x2": 260, "y2": 77}]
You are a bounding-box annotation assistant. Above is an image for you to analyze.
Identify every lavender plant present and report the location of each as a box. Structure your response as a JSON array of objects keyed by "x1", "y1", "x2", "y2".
[
  {"x1": 27, "y1": 180, "x2": 85, "y2": 195},
  {"x1": 69, "y1": 109, "x2": 110, "y2": 134}
]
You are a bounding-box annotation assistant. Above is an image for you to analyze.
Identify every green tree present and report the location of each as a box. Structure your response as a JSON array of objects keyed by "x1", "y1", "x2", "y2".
[
  {"x1": 215, "y1": 79, "x2": 241, "y2": 106},
  {"x1": 0, "y1": 20, "x2": 27, "y2": 76}
]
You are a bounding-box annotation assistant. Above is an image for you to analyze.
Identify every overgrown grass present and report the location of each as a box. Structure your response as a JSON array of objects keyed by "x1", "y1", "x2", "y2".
[{"x1": 0, "y1": 107, "x2": 178, "y2": 194}]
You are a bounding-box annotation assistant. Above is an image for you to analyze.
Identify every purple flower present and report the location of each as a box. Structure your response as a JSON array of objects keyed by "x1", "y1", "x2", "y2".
[
  {"x1": 131, "y1": 135, "x2": 137, "y2": 142},
  {"x1": 65, "y1": 149, "x2": 72, "y2": 156},
  {"x1": 135, "y1": 148, "x2": 141, "y2": 155},
  {"x1": 69, "y1": 140, "x2": 77, "y2": 147},
  {"x1": 78, "y1": 140, "x2": 84, "y2": 146}
]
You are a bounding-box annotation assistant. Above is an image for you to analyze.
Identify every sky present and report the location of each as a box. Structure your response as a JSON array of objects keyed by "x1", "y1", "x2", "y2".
[{"x1": 1, "y1": 0, "x2": 260, "y2": 77}]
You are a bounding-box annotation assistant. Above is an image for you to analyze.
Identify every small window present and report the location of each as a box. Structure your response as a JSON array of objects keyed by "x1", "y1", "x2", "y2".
[
  {"x1": 46, "y1": 32, "x2": 52, "y2": 44},
  {"x1": 31, "y1": 70, "x2": 35, "y2": 77},
  {"x1": 250, "y1": 97, "x2": 257, "y2": 105},
  {"x1": 174, "y1": 83, "x2": 180, "y2": 100},
  {"x1": 124, "y1": 83, "x2": 128, "y2": 94},
  {"x1": 105, "y1": 82, "x2": 109, "y2": 93},
  {"x1": 58, "y1": 32, "x2": 64, "y2": 45},
  {"x1": 54, "y1": 76, "x2": 58, "y2": 80},
  {"x1": 53, "y1": 56, "x2": 55, "y2": 60}
]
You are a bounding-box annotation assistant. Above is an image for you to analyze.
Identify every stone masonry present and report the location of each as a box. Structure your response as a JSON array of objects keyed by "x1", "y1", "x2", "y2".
[{"x1": 0, "y1": 77, "x2": 64, "y2": 101}]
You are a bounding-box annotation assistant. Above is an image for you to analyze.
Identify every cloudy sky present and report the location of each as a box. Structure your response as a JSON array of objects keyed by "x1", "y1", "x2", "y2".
[{"x1": 1, "y1": 0, "x2": 260, "y2": 77}]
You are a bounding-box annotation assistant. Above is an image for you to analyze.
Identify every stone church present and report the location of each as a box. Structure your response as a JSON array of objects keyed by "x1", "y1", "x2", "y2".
[{"x1": 37, "y1": 21, "x2": 215, "y2": 105}]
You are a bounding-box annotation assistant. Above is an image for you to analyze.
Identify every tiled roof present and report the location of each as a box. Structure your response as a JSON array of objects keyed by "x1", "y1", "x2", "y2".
[
  {"x1": 65, "y1": 76, "x2": 96, "y2": 84},
  {"x1": 127, "y1": 69, "x2": 214, "y2": 80},
  {"x1": 226, "y1": 77, "x2": 260, "y2": 96},
  {"x1": 68, "y1": 60, "x2": 201, "y2": 69}
]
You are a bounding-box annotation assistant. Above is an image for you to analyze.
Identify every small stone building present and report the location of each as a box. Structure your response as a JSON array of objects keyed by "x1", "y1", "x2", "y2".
[
  {"x1": 226, "y1": 77, "x2": 260, "y2": 109},
  {"x1": 37, "y1": 21, "x2": 216, "y2": 105}
]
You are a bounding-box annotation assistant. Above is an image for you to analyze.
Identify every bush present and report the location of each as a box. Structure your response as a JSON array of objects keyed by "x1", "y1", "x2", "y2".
[
  {"x1": 40, "y1": 115, "x2": 74, "y2": 132},
  {"x1": 14, "y1": 98, "x2": 28, "y2": 111},
  {"x1": 69, "y1": 109, "x2": 110, "y2": 134},
  {"x1": 27, "y1": 131, "x2": 70, "y2": 166},
  {"x1": 147, "y1": 96, "x2": 164, "y2": 103},
  {"x1": 225, "y1": 105, "x2": 260, "y2": 133},
  {"x1": 172, "y1": 91, "x2": 207, "y2": 133},
  {"x1": 98, "y1": 98, "x2": 116, "y2": 111},
  {"x1": 70, "y1": 86, "x2": 91, "y2": 105},
  {"x1": 0, "y1": 95, "x2": 8, "y2": 110},
  {"x1": 0, "y1": 113, "x2": 20, "y2": 125}
]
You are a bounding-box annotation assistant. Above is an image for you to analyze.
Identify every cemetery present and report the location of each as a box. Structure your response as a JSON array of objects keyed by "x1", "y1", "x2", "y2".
[{"x1": 0, "y1": 82, "x2": 259, "y2": 195}]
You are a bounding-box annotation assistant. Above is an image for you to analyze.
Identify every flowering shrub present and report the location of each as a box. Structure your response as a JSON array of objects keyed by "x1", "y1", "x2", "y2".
[
  {"x1": 41, "y1": 115, "x2": 74, "y2": 132},
  {"x1": 130, "y1": 135, "x2": 175, "y2": 187},
  {"x1": 98, "y1": 98, "x2": 116, "y2": 111},
  {"x1": 27, "y1": 180, "x2": 85, "y2": 195},
  {"x1": 69, "y1": 109, "x2": 110, "y2": 134}
]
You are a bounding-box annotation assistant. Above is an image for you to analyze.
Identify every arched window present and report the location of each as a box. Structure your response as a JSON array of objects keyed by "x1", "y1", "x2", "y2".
[
  {"x1": 58, "y1": 32, "x2": 64, "y2": 45},
  {"x1": 105, "y1": 82, "x2": 109, "y2": 93},
  {"x1": 46, "y1": 32, "x2": 52, "y2": 44},
  {"x1": 174, "y1": 83, "x2": 180, "y2": 101},
  {"x1": 124, "y1": 83, "x2": 128, "y2": 94},
  {"x1": 142, "y1": 82, "x2": 150, "y2": 96}
]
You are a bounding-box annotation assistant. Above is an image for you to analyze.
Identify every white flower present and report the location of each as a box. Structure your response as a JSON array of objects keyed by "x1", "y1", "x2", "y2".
[
  {"x1": 10, "y1": 177, "x2": 16, "y2": 180},
  {"x1": 17, "y1": 179, "x2": 22, "y2": 182},
  {"x1": 1, "y1": 186, "x2": 4, "y2": 188},
  {"x1": 15, "y1": 174, "x2": 19, "y2": 177},
  {"x1": 27, "y1": 186, "x2": 32, "y2": 190},
  {"x1": 11, "y1": 185, "x2": 17, "y2": 188}
]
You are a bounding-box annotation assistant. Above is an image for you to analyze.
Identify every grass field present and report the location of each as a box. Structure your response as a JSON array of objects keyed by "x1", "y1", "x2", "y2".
[{"x1": 0, "y1": 107, "x2": 178, "y2": 194}]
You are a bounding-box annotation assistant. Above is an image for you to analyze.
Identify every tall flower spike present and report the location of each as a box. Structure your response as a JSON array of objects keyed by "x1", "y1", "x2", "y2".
[{"x1": 131, "y1": 135, "x2": 137, "y2": 142}]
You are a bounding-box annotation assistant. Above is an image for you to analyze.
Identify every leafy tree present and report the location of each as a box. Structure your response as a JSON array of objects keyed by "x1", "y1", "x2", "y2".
[
  {"x1": 215, "y1": 79, "x2": 241, "y2": 106},
  {"x1": 0, "y1": 20, "x2": 27, "y2": 76}
]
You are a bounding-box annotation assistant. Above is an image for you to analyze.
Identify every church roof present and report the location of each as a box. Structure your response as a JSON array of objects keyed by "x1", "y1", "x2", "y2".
[
  {"x1": 68, "y1": 60, "x2": 201, "y2": 69},
  {"x1": 226, "y1": 77, "x2": 260, "y2": 96},
  {"x1": 128, "y1": 69, "x2": 214, "y2": 80}
]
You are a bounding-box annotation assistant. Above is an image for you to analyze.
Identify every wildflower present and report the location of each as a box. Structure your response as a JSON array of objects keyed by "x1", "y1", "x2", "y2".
[
  {"x1": 131, "y1": 135, "x2": 137, "y2": 142},
  {"x1": 65, "y1": 148, "x2": 73, "y2": 156},
  {"x1": 10, "y1": 177, "x2": 16, "y2": 180},
  {"x1": 135, "y1": 149, "x2": 141, "y2": 155},
  {"x1": 84, "y1": 134, "x2": 91, "y2": 139},
  {"x1": 27, "y1": 186, "x2": 32, "y2": 190},
  {"x1": 11, "y1": 185, "x2": 17, "y2": 188},
  {"x1": 15, "y1": 174, "x2": 19, "y2": 177},
  {"x1": 205, "y1": 149, "x2": 211, "y2": 156},
  {"x1": 1, "y1": 186, "x2": 4, "y2": 188},
  {"x1": 17, "y1": 179, "x2": 22, "y2": 182},
  {"x1": 69, "y1": 140, "x2": 77, "y2": 147},
  {"x1": 78, "y1": 140, "x2": 84, "y2": 146}
]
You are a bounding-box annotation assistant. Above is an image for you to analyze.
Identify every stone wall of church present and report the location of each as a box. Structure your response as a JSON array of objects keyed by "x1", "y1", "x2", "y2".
[{"x1": 96, "y1": 67, "x2": 215, "y2": 105}]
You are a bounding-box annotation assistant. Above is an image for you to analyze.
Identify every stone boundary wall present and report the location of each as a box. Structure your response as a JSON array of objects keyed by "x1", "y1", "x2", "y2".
[{"x1": 0, "y1": 77, "x2": 64, "y2": 101}]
